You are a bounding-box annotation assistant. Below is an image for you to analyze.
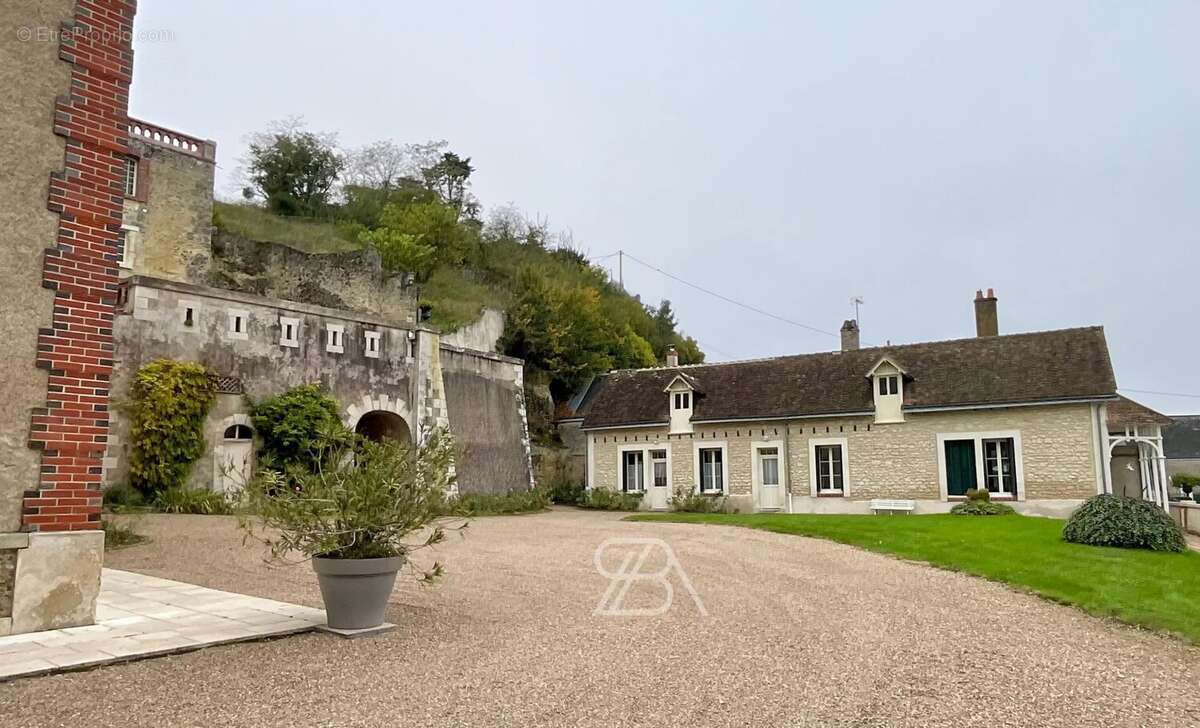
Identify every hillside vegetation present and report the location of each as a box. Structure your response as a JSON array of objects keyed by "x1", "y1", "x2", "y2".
[{"x1": 217, "y1": 121, "x2": 703, "y2": 404}]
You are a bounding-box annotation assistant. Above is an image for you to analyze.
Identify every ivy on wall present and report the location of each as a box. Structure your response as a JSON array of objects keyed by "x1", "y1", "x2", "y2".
[{"x1": 128, "y1": 359, "x2": 217, "y2": 495}]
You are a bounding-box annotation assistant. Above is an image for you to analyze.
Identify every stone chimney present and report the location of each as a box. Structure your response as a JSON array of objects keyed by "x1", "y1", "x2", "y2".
[
  {"x1": 974, "y1": 288, "x2": 998, "y2": 337},
  {"x1": 840, "y1": 320, "x2": 860, "y2": 351},
  {"x1": 665, "y1": 345, "x2": 679, "y2": 367}
]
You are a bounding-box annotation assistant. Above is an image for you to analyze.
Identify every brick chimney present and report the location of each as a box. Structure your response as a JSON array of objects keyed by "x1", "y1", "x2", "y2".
[
  {"x1": 840, "y1": 320, "x2": 860, "y2": 351},
  {"x1": 974, "y1": 288, "x2": 998, "y2": 337},
  {"x1": 665, "y1": 345, "x2": 679, "y2": 367}
]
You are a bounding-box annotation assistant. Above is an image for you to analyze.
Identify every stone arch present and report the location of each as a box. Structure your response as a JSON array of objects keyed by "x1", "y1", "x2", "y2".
[
  {"x1": 344, "y1": 393, "x2": 413, "y2": 444},
  {"x1": 355, "y1": 411, "x2": 412, "y2": 443},
  {"x1": 217, "y1": 412, "x2": 253, "y2": 434}
]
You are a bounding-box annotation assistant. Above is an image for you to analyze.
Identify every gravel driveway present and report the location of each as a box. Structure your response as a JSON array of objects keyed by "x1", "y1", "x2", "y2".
[{"x1": 3, "y1": 509, "x2": 1199, "y2": 727}]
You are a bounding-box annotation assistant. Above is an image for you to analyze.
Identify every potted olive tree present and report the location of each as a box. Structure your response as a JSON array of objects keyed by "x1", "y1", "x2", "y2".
[{"x1": 239, "y1": 424, "x2": 458, "y2": 630}]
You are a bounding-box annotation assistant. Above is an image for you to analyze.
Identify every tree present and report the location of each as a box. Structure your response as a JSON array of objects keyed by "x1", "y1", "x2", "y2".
[
  {"x1": 674, "y1": 335, "x2": 705, "y2": 365},
  {"x1": 614, "y1": 324, "x2": 657, "y2": 369},
  {"x1": 343, "y1": 139, "x2": 447, "y2": 190},
  {"x1": 364, "y1": 201, "x2": 473, "y2": 274},
  {"x1": 501, "y1": 267, "x2": 615, "y2": 398},
  {"x1": 358, "y1": 226, "x2": 436, "y2": 281},
  {"x1": 422, "y1": 152, "x2": 474, "y2": 214},
  {"x1": 242, "y1": 121, "x2": 343, "y2": 217}
]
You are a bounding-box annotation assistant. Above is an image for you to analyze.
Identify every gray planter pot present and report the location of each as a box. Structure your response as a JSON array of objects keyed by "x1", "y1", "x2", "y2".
[{"x1": 312, "y1": 555, "x2": 403, "y2": 630}]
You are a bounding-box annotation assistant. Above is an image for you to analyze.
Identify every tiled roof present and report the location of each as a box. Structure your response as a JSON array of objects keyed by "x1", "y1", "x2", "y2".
[
  {"x1": 581, "y1": 327, "x2": 1117, "y2": 429},
  {"x1": 1165, "y1": 416, "x2": 1200, "y2": 459},
  {"x1": 1106, "y1": 395, "x2": 1173, "y2": 428}
]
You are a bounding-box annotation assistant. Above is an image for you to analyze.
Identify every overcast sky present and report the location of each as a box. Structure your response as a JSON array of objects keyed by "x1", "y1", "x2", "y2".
[{"x1": 131, "y1": 1, "x2": 1199, "y2": 414}]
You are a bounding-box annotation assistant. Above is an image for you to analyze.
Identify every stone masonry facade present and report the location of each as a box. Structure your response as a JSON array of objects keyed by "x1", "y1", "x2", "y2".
[
  {"x1": 26, "y1": 0, "x2": 135, "y2": 533},
  {"x1": 589, "y1": 403, "x2": 1100, "y2": 514}
]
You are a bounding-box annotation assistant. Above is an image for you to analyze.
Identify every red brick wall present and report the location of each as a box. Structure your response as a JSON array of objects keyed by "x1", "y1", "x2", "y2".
[{"x1": 24, "y1": 1, "x2": 136, "y2": 532}]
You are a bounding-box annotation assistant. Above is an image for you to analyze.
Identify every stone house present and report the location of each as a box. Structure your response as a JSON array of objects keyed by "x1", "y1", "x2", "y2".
[{"x1": 575, "y1": 292, "x2": 1159, "y2": 516}]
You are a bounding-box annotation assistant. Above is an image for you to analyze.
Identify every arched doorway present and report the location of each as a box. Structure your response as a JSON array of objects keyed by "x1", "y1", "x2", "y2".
[
  {"x1": 355, "y1": 410, "x2": 412, "y2": 444},
  {"x1": 213, "y1": 419, "x2": 254, "y2": 494}
]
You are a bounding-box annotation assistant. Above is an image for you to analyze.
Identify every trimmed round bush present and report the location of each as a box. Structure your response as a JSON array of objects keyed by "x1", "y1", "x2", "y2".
[
  {"x1": 951, "y1": 487, "x2": 1014, "y2": 515},
  {"x1": 950, "y1": 499, "x2": 1014, "y2": 516},
  {"x1": 1062, "y1": 494, "x2": 1186, "y2": 552}
]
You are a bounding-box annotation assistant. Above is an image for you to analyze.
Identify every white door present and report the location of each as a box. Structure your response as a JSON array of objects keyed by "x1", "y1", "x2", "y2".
[
  {"x1": 755, "y1": 446, "x2": 784, "y2": 510},
  {"x1": 645, "y1": 449, "x2": 670, "y2": 510},
  {"x1": 213, "y1": 424, "x2": 254, "y2": 494}
]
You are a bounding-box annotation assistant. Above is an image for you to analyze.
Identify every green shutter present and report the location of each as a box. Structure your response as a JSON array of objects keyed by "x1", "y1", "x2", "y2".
[{"x1": 945, "y1": 440, "x2": 977, "y2": 496}]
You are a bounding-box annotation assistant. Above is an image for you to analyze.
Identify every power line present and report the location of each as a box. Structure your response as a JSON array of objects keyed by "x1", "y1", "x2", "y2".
[
  {"x1": 1122, "y1": 388, "x2": 1200, "y2": 400},
  {"x1": 619, "y1": 251, "x2": 839, "y2": 338}
]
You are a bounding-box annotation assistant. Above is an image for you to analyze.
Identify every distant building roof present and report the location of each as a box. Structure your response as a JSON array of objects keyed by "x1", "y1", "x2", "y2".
[
  {"x1": 582, "y1": 327, "x2": 1117, "y2": 429},
  {"x1": 1107, "y1": 396, "x2": 1173, "y2": 429},
  {"x1": 1165, "y1": 416, "x2": 1200, "y2": 459}
]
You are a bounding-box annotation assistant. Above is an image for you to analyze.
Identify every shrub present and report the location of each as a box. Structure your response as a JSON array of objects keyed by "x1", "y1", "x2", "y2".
[
  {"x1": 577, "y1": 488, "x2": 643, "y2": 511},
  {"x1": 1062, "y1": 494, "x2": 1187, "y2": 552},
  {"x1": 239, "y1": 429, "x2": 458, "y2": 573},
  {"x1": 534, "y1": 447, "x2": 581, "y2": 503},
  {"x1": 548, "y1": 480, "x2": 585, "y2": 505},
  {"x1": 951, "y1": 488, "x2": 1014, "y2": 515},
  {"x1": 103, "y1": 485, "x2": 146, "y2": 512},
  {"x1": 127, "y1": 360, "x2": 216, "y2": 496},
  {"x1": 447, "y1": 488, "x2": 550, "y2": 516},
  {"x1": 102, "y1": 519, "x2": 146, "y2": 550},
  {"x1": 1171, "y1": 473, "x2": 1200, "y2": 492},
  {"x1": 670, "y1": 487, "x2": 730, "y2": 513},
  {"x1": 950, "y1": 499, "x2": 1015, "y2": 516},
  {"x1": 250, "y1": 385, "x2": 342, "y2": 473},
  {"x1": 153, "y1": 487, "x2": 232, "y2": 515}
]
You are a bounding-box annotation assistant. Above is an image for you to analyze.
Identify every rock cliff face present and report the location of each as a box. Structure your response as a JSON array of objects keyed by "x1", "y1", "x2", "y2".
[{"x1": 208, "y1": 230, "x2": 418, "y2": 326}]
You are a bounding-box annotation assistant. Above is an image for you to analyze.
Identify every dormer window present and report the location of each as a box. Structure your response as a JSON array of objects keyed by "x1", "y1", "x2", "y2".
[
  {"x1": 866, "y1": 358, "x2": 906, "y2": 424},
  {"x1": 664, "y1": 373, "x2": 699, "y2": 434}
]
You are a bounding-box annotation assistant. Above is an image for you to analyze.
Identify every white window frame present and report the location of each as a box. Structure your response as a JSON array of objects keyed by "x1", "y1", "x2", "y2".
[
  {"x1": 615, "y1": 443, "x2": 674, "y2": 495},
  {"x1": 279, "y1": 316, "x2": 300, "y2": 348},
  {"x1": 326, "y1": 323, "x2": 345, "y2": 353},
  {"x1": 177, "y1": 299, "x2": 200, "y2": 332},
  {"x1": 808, "y1": 436, "x2": 849, "y2": 497},
  {"x1": 364, "y1": 330, "x2": 382, "y2": 359},
  {"x1": 617, "y1": 444, "x2": 646, "y2": 493},
  {"x1": 223, "y1": 423, "x2": 253, "y2": 441},
  {"x1": 123, "y1": 156, "x2": 138, "y2": 197},
  {"x1": 118, "y1": 224, "x2": 138, "y2": 269},
  {"x1": 751, "y1": 440, "x2": 786, "y2": 505},
  {"x1": 693, "y1": 440, "x2": 728, "y2": 495},
  {"x1": 936, "y1": 430, "x2": 1025, "y2": 501},
  {"x1": 227, "y1": 308, "x2": 249, "y2": 341},
  {"x1": 649, "y1": 448, "x2": 670, "y2": 489}
]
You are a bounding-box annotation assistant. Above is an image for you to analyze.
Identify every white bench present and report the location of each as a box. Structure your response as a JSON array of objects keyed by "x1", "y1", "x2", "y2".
[{"x1": 870, "y1": 498, "x2": 915, "y2": 515}]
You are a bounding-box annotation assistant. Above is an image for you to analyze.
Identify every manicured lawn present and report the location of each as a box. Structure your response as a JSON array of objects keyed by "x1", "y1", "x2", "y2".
[{"x1": 627, "y1": 512, "x2": 1200, "y2": 643}]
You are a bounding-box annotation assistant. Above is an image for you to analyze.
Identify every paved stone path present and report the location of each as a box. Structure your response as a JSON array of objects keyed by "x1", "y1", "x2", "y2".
[{"x1": 0, "y1": 568, "x2": 325, "y2": 680}]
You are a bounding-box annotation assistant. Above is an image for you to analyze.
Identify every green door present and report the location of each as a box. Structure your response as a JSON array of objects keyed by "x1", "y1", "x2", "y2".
[{"x1": 944, "y1": 440, "x2": 977, "y2": 496}]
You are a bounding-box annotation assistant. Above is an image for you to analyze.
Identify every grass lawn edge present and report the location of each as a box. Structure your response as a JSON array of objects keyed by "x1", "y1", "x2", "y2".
[{"x1": 625, "y1": 512, "x2": 1200, "y2": 646}]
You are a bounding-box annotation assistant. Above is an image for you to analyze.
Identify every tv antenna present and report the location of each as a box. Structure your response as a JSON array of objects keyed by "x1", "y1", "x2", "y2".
[{"x1": 851, "y1": 296, "x2": 864, "y2": 327}]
